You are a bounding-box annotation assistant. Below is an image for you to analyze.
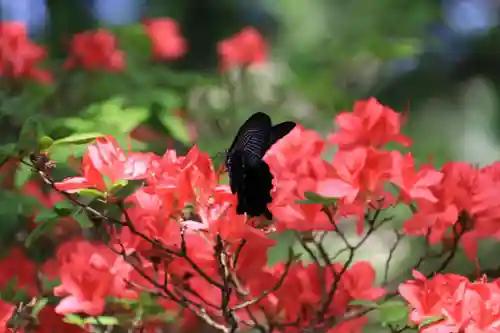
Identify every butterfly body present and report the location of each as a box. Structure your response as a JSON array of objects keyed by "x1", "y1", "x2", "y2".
[{"x1": 225, "y1": 112, "x2": 295, "y2": 219}]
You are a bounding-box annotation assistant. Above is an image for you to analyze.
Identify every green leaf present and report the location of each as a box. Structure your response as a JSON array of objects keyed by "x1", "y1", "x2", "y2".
[
  {"x1": 158, "y1": 110, "x2": 191, "y2": 145},
  {"x1": 296, "y1": 191, "x2": 337, "y2": 205},
  {"x1": 54, "y1": 201, "x2": 74, "y2": 216},
  {"x1": 25, "y1": 218, "x2": 59, "y2": 247},
  {"x1": 77, "y1": 188, "x2": 106, "y2": 199},
  {"x1": 419, "y1": 316, "x2": 444, "y2": 329},
  {"x1": 11, "y1": 289, "x2": 28, "y2": 303},
  {"x1": 33, "y1": 209, "x2": 59, "y2": 223},
  {"x1": 14, "y1": 162, "x2": 33, "y2": 188},
  {"x1": 152, "y1": 90, "x2": 183, "y2": 110},
  {"x1": 72, "y1": 210, "x2": 94, "y2": 228},
  {"x1": 391, "y1": 39, "x2": 422, "y2": 58},
  {"x1": 52, "y1": 132, "x2": 104, "y2": 146},
  {"x1": 31, "y1": 297, "x2": 49, "y2": 317},
  {"x1": 17, "y1": 116, "x2": 45, "y2": 152},
  {"x1": 111, "y1": 179, "x2": 144, "y2": 200},
  {"x1": 84, "y1": 316, "x2": 119, "y2": 326},
  {"x1": 0, "y1": 143, "x2": 17, "y2": 158},
  {"x1": 40, "y1": 276, "x2": 60, "y2": 291},
  {"x1": 0, "y1": 277, "x2": 19, "y2": 300},
  {"x1": 63, "y1": 314, "x2": 85, "y2": 327},
  {"x1": 376, "y1": 300, "x2": 409, "y2": 326},
  {"x1": 349, "y1": 299, "x2": 379, "y2": 308}
]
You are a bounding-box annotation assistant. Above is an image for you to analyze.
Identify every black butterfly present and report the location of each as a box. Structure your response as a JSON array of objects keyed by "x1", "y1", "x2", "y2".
[{"x1": 225, "y1": 112, "x2": 296, "y2": 219}]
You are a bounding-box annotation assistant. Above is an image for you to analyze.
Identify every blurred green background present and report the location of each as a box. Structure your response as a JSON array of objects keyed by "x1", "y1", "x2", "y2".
[
  {"x1": 2, "y1": 0, "x2": 500, "y2": 332},
  {"x1": 3, "y1": 0, "x2": 500, "y2": 165}
]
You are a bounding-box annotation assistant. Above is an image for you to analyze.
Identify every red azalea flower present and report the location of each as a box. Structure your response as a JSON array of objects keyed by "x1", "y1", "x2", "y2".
[
  {"x1": 0, "y1": 300, "x2": 15, "y2": 333},
  {"x1": 55, "y1": 135, "x2": 153, "y2": 194},
  {"x1": 143, "y1": 18, "x2": 187, "y2": 61},
  {"x1": 329, "y1": 97, "x2": 412, "y2": 150},
  {"x1": 54, "y1": 239, "x2": 135, "y2": 316},
  {"x1": 399, "y1": 271, "x2": 500, "y2": 333},
  {"x1": 0, "y1": 21, "x2": 52, "y2": 83},
  {"x1": 0, "y1": 247, "x2": 38, "y2": 297},
  {"x1": 65, "y1": 29, "x2": 125, "y2": 71},
  {"x1": 217, "y1": 27, "x2": 268, "y2": 72},
  {"x1": 390, "y1": 151, "x2": 443, "y2": 203}
]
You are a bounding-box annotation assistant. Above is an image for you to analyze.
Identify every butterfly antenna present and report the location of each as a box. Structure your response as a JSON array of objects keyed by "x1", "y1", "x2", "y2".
[
  {"x1": 215, "y1": 118, "x2": 225, "y2": 136},
  {"x1": 211, "y1": 149, "x2": 229, "y2": 165}
]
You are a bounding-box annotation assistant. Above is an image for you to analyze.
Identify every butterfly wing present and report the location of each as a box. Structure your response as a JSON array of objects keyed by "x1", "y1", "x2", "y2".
[
  {"x1": 269, "y1": 121, "x2": 296, "y2": 147},
  {"x1": 235, "y1": 160, "x2": 274, "y2": 219},
  {"x1": 225, "y1": 112, "x2": 273, "y2": 167},
  {"x1": 226, "y1": 112, "x2": 272, "y2": 194},
  {"x1": 226, "y1": 150, "x2": 244, "y2": 194}
]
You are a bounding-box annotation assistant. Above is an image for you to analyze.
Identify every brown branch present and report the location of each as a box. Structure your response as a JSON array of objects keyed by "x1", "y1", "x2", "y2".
[
  {"x1": 383, "y1": 230, "x2": 404, "y2": 286},
  {"x1": 22, "y1": 158, "x2": 225, "y2": 290},
  {"x1": 230, "y1": 251, "x2": 294, "y2": 311}
]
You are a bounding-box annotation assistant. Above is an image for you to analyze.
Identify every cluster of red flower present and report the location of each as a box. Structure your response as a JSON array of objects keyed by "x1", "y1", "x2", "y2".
[
  {"x1": 0, "y1": 18, "x2": 267, "y2": 82},
  {"x1": 2, "y1": 17, "x2": 500, "y2": 333},
  {"x1": 400, "y1": 271, "x2": 500, "y2": 332}
]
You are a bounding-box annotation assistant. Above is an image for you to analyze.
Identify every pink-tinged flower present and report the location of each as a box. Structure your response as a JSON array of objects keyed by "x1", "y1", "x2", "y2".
[
  {"x1": 316, "y1": 147, "x2": 393, "y2": 204},
  {"x1": 329, "y1": 97, "x2": 412, "y2": 150},
  {"x1": 0, "y1": 300, "x2": 15, "y2": 333},
  {"x1": 399, "y1": 271, "x2": 500, "y2": 333},
  {"x1": 54, "y1": 240, "x2": 135, "y2": 316},
  {"x1": 390, "y1": 151, "x2": 443, "y2": 203},
  {"x1": 54, "y1": 135, "x2": 153, "y2": 194}
]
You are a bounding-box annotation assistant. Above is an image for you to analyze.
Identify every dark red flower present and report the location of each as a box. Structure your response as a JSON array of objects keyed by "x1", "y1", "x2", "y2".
[{"x1": 0, "y1": 247, "x2": 38, "y2": 297}]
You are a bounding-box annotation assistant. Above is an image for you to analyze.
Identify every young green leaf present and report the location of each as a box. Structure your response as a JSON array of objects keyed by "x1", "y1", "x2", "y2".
[
  {"x1": 84, "y1": 316, "x2": 119, "y2": 326},
  {"x1": 14, "y1": 162, "x2": 33, "y2": 189},
  {"x1": 31, "y1": 297, "x2": 49, "y2": 317},
  {"x1": 376, "y1": 300, "x2": 409, "y2": 326},
  {"x1": 296, "y1": 191, "x2": 338, "y2": 205},
  {"x1": 63, "y1": 314, "x2": 86, "y2": 327},
  {"x1": 52, "y1": 133, "x2": 104, "y2": 146},
  {"x1": 348, "y1": 299, "x2": 379, "y2": 308},
  {"x1": 419, "y1": 316, "x2": 444, "y2": 329},
  {"x1": 111, "y1": 179, "x2": 144, "y2": 200},
  {"x1": 78, "y1": 188, "x2": 106, "y2": 199}
]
